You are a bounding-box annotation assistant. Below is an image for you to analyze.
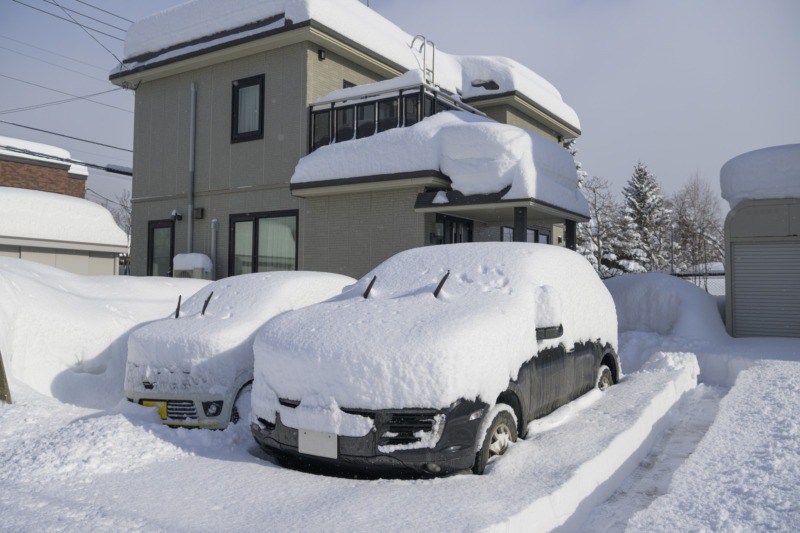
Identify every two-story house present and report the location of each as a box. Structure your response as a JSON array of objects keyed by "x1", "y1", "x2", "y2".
[{"x1": 110, "y1": 0, "x2": 588, "y2": 279}]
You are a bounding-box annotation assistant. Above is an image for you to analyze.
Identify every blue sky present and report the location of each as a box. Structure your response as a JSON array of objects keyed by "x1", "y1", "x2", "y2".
[{"x1": 1, "y1": 0, "x2": 798, "y2": 211}]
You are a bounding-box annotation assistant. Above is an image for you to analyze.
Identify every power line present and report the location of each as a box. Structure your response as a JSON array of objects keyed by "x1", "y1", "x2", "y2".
[
  {"x1": 49, "y1": 0, "x2": 125, "y2": 65},
  {"x1": 0, "y1": 142, "x2": 133, "y2": 175},
  {"x1": 0, "y1": 74, "x2": 132, "y2": 114},
  {"x1": 0, "y1": 34, "x2": 108, "y2": 72},
  {"x1": 0, "y1": 88, "x2": 124, "y2": 115},
  {"x1": 10, "y1": 0, "x2": 125, "y2": 41},
  {"x1": 0, "y1": 119, "x2": 132, "y2": 152},
  {"x1": 86, "y1": 187, "x2": 130, "y2": 207},
  {"x1": 42, "y1": 0, "x2": 129, "y2": 33},
  {"x1": 73, "y1": 0, "x2": 133, "y2": 24},
  {"x1": 0, "y1": 45, "x2": 109, "y2": 83}
]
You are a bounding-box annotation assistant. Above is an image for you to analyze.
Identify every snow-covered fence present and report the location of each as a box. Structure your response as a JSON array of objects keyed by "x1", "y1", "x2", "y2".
[{"x1": 673, "y1": 272, "x2": 725, "y2": 297}]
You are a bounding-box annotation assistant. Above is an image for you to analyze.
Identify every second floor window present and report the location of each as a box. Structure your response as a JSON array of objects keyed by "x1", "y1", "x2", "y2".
[{"x1": 232, "y1": 75, "x2": 264, "y2": 143}]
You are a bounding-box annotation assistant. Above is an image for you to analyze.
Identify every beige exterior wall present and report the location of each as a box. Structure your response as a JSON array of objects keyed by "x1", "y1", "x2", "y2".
[
  {"x1": 0, "y1": 245, "x2": 118, "y2": 275},
  {"x1": 471, "y1": 103, "x2": 561, "y2": 143}
]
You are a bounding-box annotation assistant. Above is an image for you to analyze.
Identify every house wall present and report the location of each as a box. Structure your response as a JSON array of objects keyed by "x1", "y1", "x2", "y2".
[
  {"x1": 0, "y1": 159, "x2": 85, "y2": 198},
  {"x1": 471, "y1": 104, "x2": 561, "y2": 143},
  {"x1": 0, "y1": 244, "x2": 119, "y2": 275}
]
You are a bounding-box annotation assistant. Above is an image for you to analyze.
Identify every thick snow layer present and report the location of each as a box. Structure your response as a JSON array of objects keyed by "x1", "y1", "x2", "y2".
[
  {"x1": 172, "y1": 252, "x2": 213, "y2": 272},
  {"x1": 253, "y1": 243, "x2": 617, "y2": 418},
  {"x1": 720, "y1": 143, "x2": 800, "y2": 209},
  {"x1": 2, "y1": 260, "x2": 800, "y2": 531},
  {"x1": 293, "y1": 111, "x2": 589, "y2": 216},
  {"x1": 120, "y1": 0, "x2": 579, "y2": 130},
  {"x1": 0, "y1": 135, "x2": 88, "y2": 177},
  {"x1": 0, "y1": 186, "x2": 128, "y2": 247},
  {"x1": 126, "y1": 271, "x2": 353, "y2": 395},
  {"x1": 0, "y1": 258, "x2": 207, "y2": 408}
]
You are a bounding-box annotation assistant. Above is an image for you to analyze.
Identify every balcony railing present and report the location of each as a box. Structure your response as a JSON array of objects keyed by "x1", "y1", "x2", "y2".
[{"x1": 309, "y1": 83, "x2": 483, "y2": 152}]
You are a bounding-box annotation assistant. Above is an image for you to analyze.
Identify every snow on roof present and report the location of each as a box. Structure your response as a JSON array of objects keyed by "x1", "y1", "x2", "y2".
[
  {"x1": 119, "y1": 0, "x2": 579, "y2": 131},
  {"x1": 292, "y1": 111, "x2": 590, "y2": 217},
  {"x1": 720, "y1": 143, "x2": 800, "y2": 210},
  {"x1": 0, "y1": 136, "x2": 88, "y2": 178},
  {"x1": 0, "y1": 187, "x2": 127, "y2": 247},
  {"x1": 253, "y1": 243, "x2": 617, "y2": 415}
]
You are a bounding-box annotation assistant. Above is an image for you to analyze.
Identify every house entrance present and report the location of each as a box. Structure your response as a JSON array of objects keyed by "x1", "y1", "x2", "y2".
[{"x1": 437, "y1": 214, "x2": 473, "y2": 244}]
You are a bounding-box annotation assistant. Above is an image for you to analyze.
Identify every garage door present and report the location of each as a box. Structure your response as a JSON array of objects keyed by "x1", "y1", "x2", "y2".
[{"x1": 731, "y1": 241, "x2": 800, "y2": 337}]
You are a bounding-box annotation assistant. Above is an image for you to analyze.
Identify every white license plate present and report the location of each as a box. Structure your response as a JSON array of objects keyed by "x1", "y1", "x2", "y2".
[{"x1": 298, "y1": 429, "x2": 337, "y2": 459}]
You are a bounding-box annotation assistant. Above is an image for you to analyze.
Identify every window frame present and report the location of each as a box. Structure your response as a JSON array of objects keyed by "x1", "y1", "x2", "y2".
[
  {"x1": 147, "y1": 219, "x2": 175, "y2": 277},
  {"x1": 228, "y1": 210, "x2": 299, "y2": 276},
  {"x1": 231, "y1": 74, "x2": 265, "y2": 143}
]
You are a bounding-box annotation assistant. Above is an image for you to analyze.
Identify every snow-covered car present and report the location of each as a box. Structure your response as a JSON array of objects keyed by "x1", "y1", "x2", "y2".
[
  {"x1": 125, "y1": 271, "x2": 354, "y2": 429},
  {"x1": 250, "y1": 243, "x2": 619, "y2": 475}
]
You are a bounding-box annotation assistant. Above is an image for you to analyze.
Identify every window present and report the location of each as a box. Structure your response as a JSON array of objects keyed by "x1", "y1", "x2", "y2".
[
  {"x1": 437, "y1": 214, "x2": 473, "y2": 244},
  {"x1": 147, "y1": 220, "x2": 174, "y2": 276},
  {"x1": 403, "y1": 93, "x2": 420, "y2": 127},
  {"x1": 377, "y1": 98, "x2": 399, "y2": 132},
  {"x1": 312, "y1": 110, "x2": 331, "y2": 151},
  {"x1": 335, "y1": 106, "x2": 355, "y2": 142},
  {"x1": 356, "y1": 102, "x2": 376, "y2": 138},
  {"x1": 501, "y1": 225, "x2": 551, "y2": 244},
  {"x1": 229, "y1": 211, "x2": 298, "y2": 276},
  {"x1": 231, "y1": 75, "x2": 264, "y2": 142}
]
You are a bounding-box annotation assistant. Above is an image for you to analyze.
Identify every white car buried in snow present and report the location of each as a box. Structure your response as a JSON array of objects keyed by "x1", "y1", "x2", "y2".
[
  {"x1": 251, "y1": 243, "x2": 619, "y2": 475},
  {"x1": 125, "y1": 271, "x2": 354, "y2": 429}
]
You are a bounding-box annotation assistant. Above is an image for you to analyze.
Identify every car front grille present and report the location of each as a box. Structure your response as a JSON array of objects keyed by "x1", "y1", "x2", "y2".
[
  {"x1": 166, "y1": 400, "x2": 197, "y2": 420},
  {"x1": 378, "y1": 411, "x2": 438, "y2": 446}
]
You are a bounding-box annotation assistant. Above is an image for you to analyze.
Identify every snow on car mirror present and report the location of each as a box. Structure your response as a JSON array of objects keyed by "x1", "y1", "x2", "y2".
[
  {"x1": 362, "y1": 275, "x2": 376, "y2": 299},
  {"x1": 433, "y1": 270, "x2": 450, "y2": 298},
  {"x1": 534, "y1": 285, "x2": 562, "y2": 338},
  {"x1": 200, "y1": 291, "x2": 214, "y2": 316}
]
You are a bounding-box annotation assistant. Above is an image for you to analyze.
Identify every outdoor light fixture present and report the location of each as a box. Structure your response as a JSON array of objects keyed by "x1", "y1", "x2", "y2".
[
  {"x1": 171, "y1": 209, "x2": 183, "y2": 222},
  {"x1": 318, "y1": 49, "x2": 326, "y2": 61}
]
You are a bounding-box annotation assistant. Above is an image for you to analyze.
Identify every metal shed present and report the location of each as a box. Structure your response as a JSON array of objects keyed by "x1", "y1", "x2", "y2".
[{"x1": 722, "y1": 144, "x2": 800, "y2": 338}]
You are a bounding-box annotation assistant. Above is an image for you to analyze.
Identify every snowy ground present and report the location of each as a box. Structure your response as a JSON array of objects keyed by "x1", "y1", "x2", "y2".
[{"x1": 1, "y1": 262, "x2": 799, "y2": 532}]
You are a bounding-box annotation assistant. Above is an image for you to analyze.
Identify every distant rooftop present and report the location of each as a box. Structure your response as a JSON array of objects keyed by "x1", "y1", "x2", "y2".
[{"x1": 0, "y1": 136, "x2": 88, "y2": 177}]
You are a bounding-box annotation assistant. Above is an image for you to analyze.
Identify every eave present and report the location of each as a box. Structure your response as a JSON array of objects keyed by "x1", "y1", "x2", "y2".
[{"x1": 464, "y1": 91, "x2": 581, "y2": 140}]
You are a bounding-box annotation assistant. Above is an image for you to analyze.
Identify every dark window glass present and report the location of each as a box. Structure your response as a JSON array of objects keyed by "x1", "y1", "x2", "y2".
[
  {"x1": 312, "y1": 110, "x2": 331, "y2": 150},
  {"x1": 437, "y1": 214, "x2": 473, "y2": 244},
  {"x1": 377, "y1": 99, "x2": 399, "y2": 132},
  {"x1": 356, "y1": 103, "x2": 376, "y2": 138},
  {"x1": 147, "y1": 220, "x2": 174, "y2": 276},
  {"x1": 231, "y1": 75, "x2": 265, "y2": 142},
  {"x1": 335, "y1": 106, "x2": 354, "y2": 142},
  {"x1": 404, "y1": 93, "x2": 420, "y2": 126},
  {"x1": 423, "y1": 95, "x2": 436, "y2": 118},
  {"x1": 229, "y1": 211, "x2": 298, "y2": 276}
]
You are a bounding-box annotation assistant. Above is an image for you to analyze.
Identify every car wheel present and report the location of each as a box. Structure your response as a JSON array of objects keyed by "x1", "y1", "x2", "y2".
[
  {"x1": 230, "y1": 383, "x2": 252, "y2": 425},
  {"x1": 597, "y1": 364, "x2": 613, "y2": 391},
  {"x1": 473, "y1": 409, "x2": 518, "y2": 475}
]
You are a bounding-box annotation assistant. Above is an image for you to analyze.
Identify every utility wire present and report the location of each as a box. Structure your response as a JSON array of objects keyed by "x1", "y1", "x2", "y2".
[
  {"x1": 86, "y1": 188, "x2": 130, "y2": 207},
  {"x1": 73, "y1": 0, "x2": 133, "y2": 24},
  {"x1": 42, "y1": 0, "x2": 129, "y2": 33},
  {"x1": 0, "y1": 34, "x2": 108, "y2": 72},
  {"x1": 0, "y1": 143, "x2": 133, "y2": 175},
  {"x1": 49, "y1": 0, "x2": 125, "y2": 65},
  {"x1": 0, "y1": 45, "x2": 109, "y2": 83},
  {"x1": 0, "y1": 74, "x2": 132, "y2": 113},
  {"x1": 0, "y1": 119, "x2": 133, "y2": 152},
  {"x1": 10, "y1": 0, "x2": 124, "y2": 41},
  {"x1": 0, "y1": 88, "x2": 124, "y2": 115}
]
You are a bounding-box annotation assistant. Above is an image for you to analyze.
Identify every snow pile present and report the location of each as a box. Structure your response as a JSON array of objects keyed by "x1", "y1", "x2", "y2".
[
  {"x1": 720, "y1": 143, "x2": 800, "y2": 210},
  {"x1": 172, "y1": 253, "x2": 213, "y2": 272},
  {"x1": 604, "y1": 273, "x2": 727, "y2": 341},
  {"x1": 0, "y1": 257, "x2": 208, "y2": 408},
  {"x1": 253, "y1": 243, "x2": 616, "y2": 419},
  {"x1": 0, "y1": 186, "x2": 127, "y2": 247},
  {"x1": 119, "y1": 0, "x2": 578, "y2": 130},
  {"x1": 126, "y1": 271, "x2": 353, "y2": 395},
  {"x1": 293, "y1": 111, "x2": 589, "y2": 216},
  {"x1": 0, "y1": 135, "x2": 88, "y2": 177}
]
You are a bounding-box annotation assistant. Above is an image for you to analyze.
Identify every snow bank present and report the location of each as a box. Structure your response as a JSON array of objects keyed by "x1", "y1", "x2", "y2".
[
  {"x1": 126, "y1": 271, "x2": 353, "y2": 395},
  {"x1": 0, "y1": 186, "x2": 127, "y2": 247},
  {"x1": 293, "y1": 111, "x2": 589, "y2": 216},
  {"x1": 604, "y1": 273, "x2": 727, "y2": 341},
  {"x1": 253, "y1": 243, "x2": 616, "y2": 417},
  {"x1": 720, "y1": 143, "x2": 800, "y2": 210},
  {"x1": 120, "y1": 0, "x2": 579, "y2": 130},
  {"x1": 0, "y1": 258, "x2": 208, "y2": 408},
  {"x1": 0, "y1": 135, "x2": 88, "y2": 177}
]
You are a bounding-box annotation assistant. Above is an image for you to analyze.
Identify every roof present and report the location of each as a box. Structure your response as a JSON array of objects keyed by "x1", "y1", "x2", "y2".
[
  {"x1": 113, "y1": 0, "x2": 579, "y2": 132},
  {"x1": 0, "y1": 136, "x2": 88, "y2": 178},
  {"x1": 720, "y1": 143, "x2": 800, "y2": 210}
]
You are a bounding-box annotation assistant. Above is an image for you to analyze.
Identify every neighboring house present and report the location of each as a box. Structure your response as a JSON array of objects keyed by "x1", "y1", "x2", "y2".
[
  {"x1": 721, "y1": 143, "x2": 800, "y2": 338},
  {"x1": 0, "y1": 137, "x2": 127, "y2": 275},
  {"x1": 110, "y1": 0, "x2": 588, "y2": 279}
]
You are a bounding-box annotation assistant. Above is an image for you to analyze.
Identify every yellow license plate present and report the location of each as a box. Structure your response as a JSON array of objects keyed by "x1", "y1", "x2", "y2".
[{"x1": 142, "y1": 400, "x2": 167, "y2": 420}]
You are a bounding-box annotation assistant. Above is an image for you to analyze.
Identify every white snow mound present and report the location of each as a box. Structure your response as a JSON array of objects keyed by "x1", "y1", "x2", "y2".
[{"x1": 720, "y1": 143, "x2": 800, "y2": 210}]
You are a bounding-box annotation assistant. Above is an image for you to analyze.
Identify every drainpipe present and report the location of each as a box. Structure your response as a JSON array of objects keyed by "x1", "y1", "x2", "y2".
[
  {"x1": 187, "y1": 82, "x2": 197, "y2": 252},
  {"x1": 210, "y1": 218, "x2": 218, "y2": 280}
]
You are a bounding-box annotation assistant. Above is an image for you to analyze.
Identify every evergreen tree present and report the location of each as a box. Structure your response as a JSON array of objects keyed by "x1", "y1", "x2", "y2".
[{"x1": 614, "y1": 162, "x2": 671, "y2": 272}]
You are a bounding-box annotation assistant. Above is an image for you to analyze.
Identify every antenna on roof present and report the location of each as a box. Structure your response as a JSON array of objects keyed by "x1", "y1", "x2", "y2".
[
  {"x1": 174, "y1": 295, "x2": 182, "y2": 319},
  {"x1": 201, "y1": 291, "x2": 214, "y2": 316},
  {"x1": 433, "y1": 270, "x2": 450, "y2": 298},
  {"x1": 363, "y1": 276, "x2": 376, "y2": 299}
]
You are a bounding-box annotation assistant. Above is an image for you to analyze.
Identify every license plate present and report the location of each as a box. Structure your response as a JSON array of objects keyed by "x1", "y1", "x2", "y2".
[
  {"x1": 142, "y1": 400, "x2": 167, "y2": 420},
  {"x1": 298, "y1": 429, "x2": 337, "y2": 459}
]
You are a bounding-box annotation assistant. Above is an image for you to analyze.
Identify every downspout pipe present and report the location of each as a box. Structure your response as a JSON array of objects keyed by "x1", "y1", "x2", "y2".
[
  {"x1": 210, "y1": 218, "x2": 218, "y2": 281},
  {"x1": 188, "y1": 82, "x2": 197, "y2": 252}
]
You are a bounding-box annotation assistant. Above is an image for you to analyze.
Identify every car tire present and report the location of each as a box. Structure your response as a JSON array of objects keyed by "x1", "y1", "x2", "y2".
[
  {"x1": 230, "y1": 383, "x2": 252, "y2": 425},
  {"x1": 597, "y1": 364, "x2": 613, "y2": 391},
  {"x1": 473, "y1": 409, "x2": 518, "y2": 475}
]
